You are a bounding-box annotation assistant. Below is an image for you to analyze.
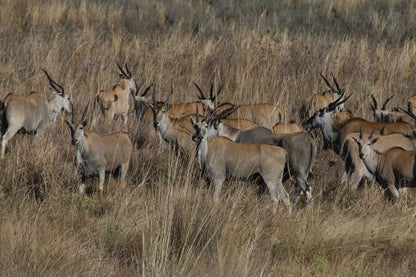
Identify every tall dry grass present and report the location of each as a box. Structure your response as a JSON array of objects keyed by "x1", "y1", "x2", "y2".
[{"x1": 1, "y1": 0, "x2": 416, "y2": 275}]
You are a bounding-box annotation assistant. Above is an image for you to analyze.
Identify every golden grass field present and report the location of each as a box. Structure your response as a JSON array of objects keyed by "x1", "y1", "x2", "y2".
[{"x1": 1, "y1": 0, "x2": 416, "y2": 275}]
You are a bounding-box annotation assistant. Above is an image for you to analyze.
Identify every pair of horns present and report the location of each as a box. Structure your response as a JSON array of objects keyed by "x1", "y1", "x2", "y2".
[
  {"x1": 320, "y1": 72, "x2": 343, "y2": 93},
  {"x1": 359, "y1": 128, "x2": 377, "y2": 140},
  {"x1": 324, "y1": 91, "x2": 352, "y2": 113},
  {"x1": 42, "y1": 69, "x2": 65, "y2": 96},
  {"x1": 68, "y1": 102, "x2": 89, "y2": 125},
  {"x1": 193, "y1": 82, "x2": 223, "y2": 101},
  {"x1": 370, "y1": 95, "x2": 394, "y2": 111},
  {"x1": 116, "y1": 61, "x2": 131, "y2": 79}
]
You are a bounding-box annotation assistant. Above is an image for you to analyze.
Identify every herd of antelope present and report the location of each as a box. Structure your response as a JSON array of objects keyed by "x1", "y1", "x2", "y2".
[{"x1": 2, "y1": 63, "x2": 416, "y2": 212}]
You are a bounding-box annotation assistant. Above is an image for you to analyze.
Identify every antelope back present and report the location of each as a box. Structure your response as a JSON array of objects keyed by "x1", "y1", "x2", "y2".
[
  {"x1": 273, "y1": 120, "x2": 302, "y2": 134},
  {"x1": 221, "y1": 118, "x2": 258, "y2": 131},
  {"x1": 166, "y1": 102, "x2": 204, "y2": 118},
  {"x1": 225, "y1": 104, "x2": 281, "y2": 129}
]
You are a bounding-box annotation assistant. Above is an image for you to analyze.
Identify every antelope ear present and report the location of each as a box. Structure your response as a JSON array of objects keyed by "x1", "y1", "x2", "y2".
[
  {"x1": 114, "y1": 94, "x2": 119, "y2": 102},
  {"x1": 190, "y1": 117, "x2": 198, "y2": 130},
  {"x1": 370, "y1": 138, "x2": 379, "y2": 145},
  {"x1": 213, "y1": 118, "x2": 220, "y2": 129},
  {"x1": 48, "y1": 85, "x2": 58, "y2": 95},
  {"x1": 351, "y1": 136, "x2": 359, "y2": 145}
]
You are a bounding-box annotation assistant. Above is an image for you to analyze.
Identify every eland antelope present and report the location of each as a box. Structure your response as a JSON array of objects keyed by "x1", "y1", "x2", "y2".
[
  {"x1": 92, "y1": 62, "x2": 135, "y2": 126},
  {"x1": 147, "y1": 100, "x2": 197, "y2": 155},
  {"x1": 66, "y1": 104, "x2": 132, "y2": 194},
  {"x1": 191, "y1": 114, "x2": 291, "y2": 212},
  {"x1": 341, "y1": 131, "x2": 416, "y2": 189},
  {"x1": 0, "y1": 69, "x2": 71, "y2": 158},
  {"x1": 200, "y1": 106, "x2": 316, "y2": 204},
  {"x1": 352, "y1": 129, "x2": 416, "y2": 199},
  {"x1": 300, "y1": 73, "x2": 345, "y2": 125}
]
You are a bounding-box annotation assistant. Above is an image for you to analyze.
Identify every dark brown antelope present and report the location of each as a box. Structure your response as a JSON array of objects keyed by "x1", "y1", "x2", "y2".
[{"x1": 0, "y1": 69, "x2": 72, "y2": 158}]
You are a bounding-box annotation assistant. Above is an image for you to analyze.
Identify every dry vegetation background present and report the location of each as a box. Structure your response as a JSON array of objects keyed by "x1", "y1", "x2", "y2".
[{"x1": 1, "y1": 0, "x2": 416, "y2": 275}]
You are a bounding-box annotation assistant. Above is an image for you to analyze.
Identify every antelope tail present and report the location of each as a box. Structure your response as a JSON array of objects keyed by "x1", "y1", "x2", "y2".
[{"x1": 0, "y1": 100, "x2": 7, "y2": 135}]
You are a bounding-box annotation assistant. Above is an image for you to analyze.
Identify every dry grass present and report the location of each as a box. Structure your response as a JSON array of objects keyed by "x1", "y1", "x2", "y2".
[{"x1": 1, "y1": 0, "x2": 416, "y2": 276}]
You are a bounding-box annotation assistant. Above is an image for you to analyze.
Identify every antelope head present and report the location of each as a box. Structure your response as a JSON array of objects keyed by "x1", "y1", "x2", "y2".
[
  {"x1": 65, "y1": 103, "x2": 89, "y2": 146},
  {"x1": 305, "y1": 91, "x2": 352, "y2": 131},
  {"x1": 320, "y1": 72, "x2": 345, "y2": 99},
  {"x1": 193, "y1": 82, "x2": 223, "y2": 110},
  {"x1": 190, "y1": 108, "x2": 204, "y2": 143},
  {"x1": 352, "y1": 129, "x2": 379, "y2": 160},
  {"x1": 147, "y1": 84, "x2": 172, "y2": 131},
  {"x1": 116, "y1": 61, "x2": 135, "y2": 94},
  {"x1": 132, "y1": 83, "x2": 153, "y2": 121},
  {"x1": 42, "y1": 69, "x2": 72, "y2": 114}
]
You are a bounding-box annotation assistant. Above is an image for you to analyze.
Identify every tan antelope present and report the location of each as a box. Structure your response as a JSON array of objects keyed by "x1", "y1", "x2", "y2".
[
  {"x1": 200, "y1": 106, "x2": 316, "y2": 204},
  {"x1": 147, "y1": 100, "x2": 197, "y2": 155},
  {"x1": 92, "y1": 62, "x2": 136, "y2": 126},
  {"x1": 0, "y1": 69, "x2": 72, "y2": 158},
  {"x1": 65, "y1": 104, "x2": 132, "y2": 194},
  {"x1": 191, "y1": 114, "x2": 291, "y2": 212},
  {"x1": 352, "y1": 129, "x2": 416, "y2": 199},
  {"x1": 341, "y1": 131, "x2": 416, "y2": 189}
]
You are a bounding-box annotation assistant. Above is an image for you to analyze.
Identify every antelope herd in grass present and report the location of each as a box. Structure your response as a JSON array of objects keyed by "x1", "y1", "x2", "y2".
[{"x1": 2, "y1": 63, "x2": 416, "y2": 212}]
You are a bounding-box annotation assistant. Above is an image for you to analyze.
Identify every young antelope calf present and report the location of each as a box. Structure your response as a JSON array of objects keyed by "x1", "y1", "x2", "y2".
[{"x1": 66, "y1": 105, "x2": 132, "y2": 194}]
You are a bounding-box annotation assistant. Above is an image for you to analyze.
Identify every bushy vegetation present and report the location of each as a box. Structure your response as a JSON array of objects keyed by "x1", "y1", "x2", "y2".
[{"x1": 1, "y1": 0, "x2": 416, "y2": 275}]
